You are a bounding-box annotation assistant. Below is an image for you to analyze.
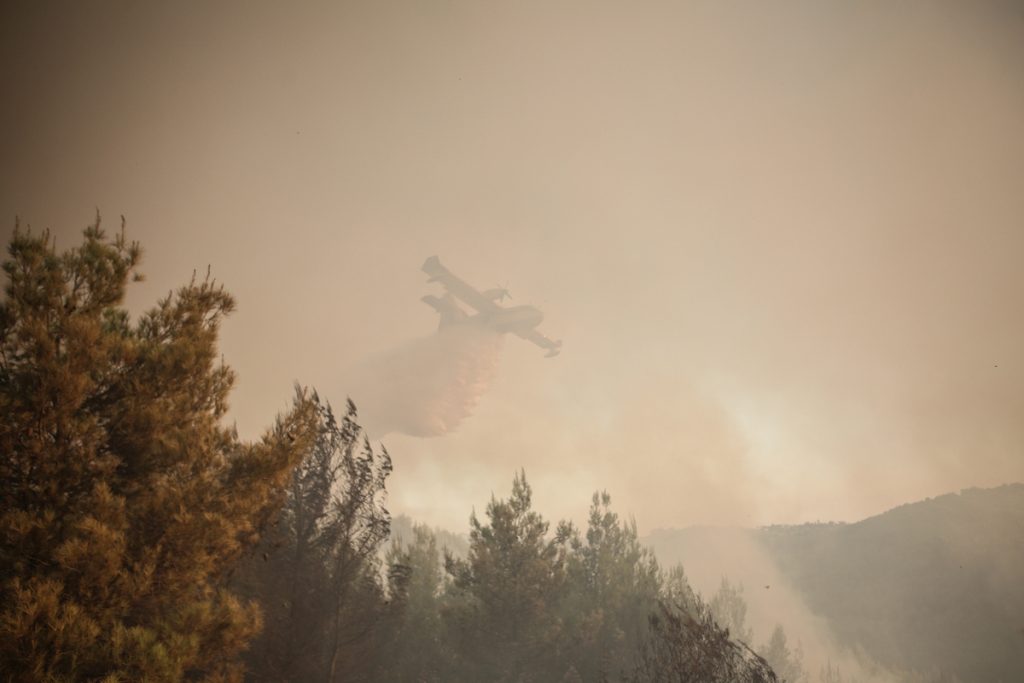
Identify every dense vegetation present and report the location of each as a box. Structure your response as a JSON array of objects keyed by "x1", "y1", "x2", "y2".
[
  {"x1": 0, "y1": 221, "x2": 320, "y2": 680},
  {"x1": 372, "y1": 475, "x2": 777, "y2": 683},
  {"x1": 232, "y1": 396, "x2": 394, "y2": 682},
  {"x1": 0, "y1": 223, "x2": 776, "y2": 682},
  {"x1": 8, "y1": 222, "x2": 1015, "y2": 682}
]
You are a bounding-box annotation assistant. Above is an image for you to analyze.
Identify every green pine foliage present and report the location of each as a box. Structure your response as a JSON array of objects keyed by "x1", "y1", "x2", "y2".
[
  {"x1": 0, "y1": 219, "x2": 319, "y2": 682},
  {"x1": 376, "y1": 524, "x2": 450, "y2": 682},
  {"x1": 758, "y1": 626, "x2": 805, "y2": 683},
  {"x1": 443, "y1": 470, "x2": 568, "y2": 682},
  {"x1": 234, "y1": 395, "x2": 393, "y2": 682},
  {"x1": 374, "y1": 473, "x2": 780, "y2": 683},
  {"x1": 559, "y1": 491, "x2": 664, "y2": 681}
]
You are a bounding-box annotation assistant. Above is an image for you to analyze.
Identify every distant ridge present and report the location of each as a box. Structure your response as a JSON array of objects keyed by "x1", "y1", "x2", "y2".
[{"x1": 645, "y1": 483, "x2": 1024, "y2": 683}]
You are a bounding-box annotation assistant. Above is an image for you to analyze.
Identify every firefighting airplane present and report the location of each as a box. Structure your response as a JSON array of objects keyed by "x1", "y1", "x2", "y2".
[{"x1": 421, "y1": 256, "x2": 562, "y2": 358}]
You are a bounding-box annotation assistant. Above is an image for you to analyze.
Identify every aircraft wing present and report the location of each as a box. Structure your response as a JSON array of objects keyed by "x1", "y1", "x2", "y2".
[
  {"x1": 514, "y1": 328, "x2": 563, "y2": 358},
  {"x1": 422, "y1": 256, "x2": 501, "y2": 314}
]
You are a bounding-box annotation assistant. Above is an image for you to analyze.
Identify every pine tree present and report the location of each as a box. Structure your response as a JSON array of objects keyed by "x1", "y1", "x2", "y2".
[
  {"x1": 710, "y1": 577, "x2": 754, "y2": 645},
  {"x1": 759, "y1": 625, "x2": 805, "y2": 683},
  {"x1": 374, "y1": 524, "x2": 448, "y2": 682},
  {"x1": 628, "y1": 600, "x2": 777, "y2": 683},
  {"x1": 663, "y1": 563, "x2": 698, "y2": 612},
  {"x1": 560, "y1": 491, "x2": 663, "y2": 681},
  {"x1": 236, "y1": 396, "x2": 393, "y2": 683},
  {"x1": 443, "y1": 471, "x2": 567, "y2": 682},
  {"x1": 0, "y1": 219, "x2": 318, "y2": 681}
]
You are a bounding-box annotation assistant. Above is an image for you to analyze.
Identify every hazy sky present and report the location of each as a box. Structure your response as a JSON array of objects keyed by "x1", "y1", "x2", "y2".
[{"x1": 3, "y1": 0, "x2": 1023, "y2": 533}]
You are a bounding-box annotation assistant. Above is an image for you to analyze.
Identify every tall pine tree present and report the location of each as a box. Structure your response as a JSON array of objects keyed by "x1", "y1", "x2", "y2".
[
  {"x1": 374, "y1": 524, "x2": 449, "y2": 683},
  {"x1": 560, "y1": 491, "x2": 664, "y2": 681},
  {"x1": 759, "y1": 625, "x2": 805, "y2": 683},
  {"x1": 0, "y1": 219, "x2": 319, "y2": 681},
  {"x1": 444, "y1": 471, "x2": 567, "y2": 682},
  {"x1": 236, "y1": 396, "x2": 393, "y2": 683}
]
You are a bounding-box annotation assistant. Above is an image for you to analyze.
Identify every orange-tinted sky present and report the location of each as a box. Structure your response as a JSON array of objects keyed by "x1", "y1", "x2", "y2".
[{"x1": 3, "y1": 0, "x2": 1023, "y2": 533}]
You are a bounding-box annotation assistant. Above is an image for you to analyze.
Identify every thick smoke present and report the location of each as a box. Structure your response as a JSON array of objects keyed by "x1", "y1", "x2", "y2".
[{"x1": 341, "y1": 324, "x2": 504, "y2": 438}]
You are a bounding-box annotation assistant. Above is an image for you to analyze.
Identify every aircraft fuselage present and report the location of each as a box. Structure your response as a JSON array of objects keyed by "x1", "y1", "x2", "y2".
[{"x1": 478, "y1": 305, "x2": 544, "y2": 333}]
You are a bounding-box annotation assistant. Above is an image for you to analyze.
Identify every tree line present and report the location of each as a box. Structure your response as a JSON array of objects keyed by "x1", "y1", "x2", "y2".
[{"x1": 1, "y1": 222, "x2": 778, "y2": 682}]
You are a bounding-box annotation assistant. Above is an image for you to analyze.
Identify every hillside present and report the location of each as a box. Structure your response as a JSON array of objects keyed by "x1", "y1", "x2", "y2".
[{"x1": 645, "y1": 484, "x2": 1024, "y2": 682}]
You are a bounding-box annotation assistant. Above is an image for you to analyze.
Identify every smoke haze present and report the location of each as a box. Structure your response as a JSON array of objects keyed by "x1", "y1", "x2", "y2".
[
  {"x1": 650, "y1": 527, "x2": 898, "y2": 683},
  {"x1": 2, "y1": 0, "x2": 1023, "y2": 536},
  {"x1": 342, "y1": 325, "x2": 504, "y2": 438}
]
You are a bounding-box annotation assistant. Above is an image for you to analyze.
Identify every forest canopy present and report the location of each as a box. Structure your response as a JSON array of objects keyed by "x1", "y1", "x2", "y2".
[{"x1": 0, "y1": 222, "x2": 777, "y2": 682}]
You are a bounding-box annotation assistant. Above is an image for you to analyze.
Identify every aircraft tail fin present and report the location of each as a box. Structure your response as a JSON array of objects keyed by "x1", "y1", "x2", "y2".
[{"x1": 422, "y1": 255, "x2": 445, "y2": 282}]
